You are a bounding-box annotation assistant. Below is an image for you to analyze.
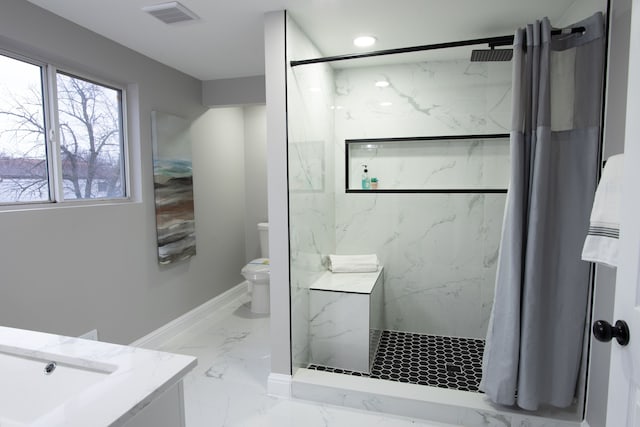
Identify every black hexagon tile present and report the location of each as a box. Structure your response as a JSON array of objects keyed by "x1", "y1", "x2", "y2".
[{"x1": 308, "y1": 330, "x2": 485, "y2": 393}]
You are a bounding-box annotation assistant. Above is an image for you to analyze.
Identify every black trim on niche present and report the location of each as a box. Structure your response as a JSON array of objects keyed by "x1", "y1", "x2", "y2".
[
  {"x1": 345, "y1": 134, "x2": 510, "y2": 194},
  {"x1": 346, "y1": 134, "x2": 509, "y2": 144},
  {"x1": 347, "y1": 189, "x2": 508, "y2": 194}
]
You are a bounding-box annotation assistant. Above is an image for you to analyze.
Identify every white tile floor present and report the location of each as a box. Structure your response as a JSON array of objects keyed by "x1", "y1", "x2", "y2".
[{"x1": 157, "y1": 294, "x2": 455, "y2": 427}]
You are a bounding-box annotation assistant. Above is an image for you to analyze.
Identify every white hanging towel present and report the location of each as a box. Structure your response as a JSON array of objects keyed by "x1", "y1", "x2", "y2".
[
  {"x1": 582, "y1": 154, "x2": 623, "y2": 268},
  {"x1": 328, "y1": 254, "x2": 379, "y2": 273}
]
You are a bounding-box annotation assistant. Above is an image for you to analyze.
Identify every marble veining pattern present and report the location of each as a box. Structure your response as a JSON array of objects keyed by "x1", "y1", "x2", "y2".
[
  {"x1": 293, "y1": 368, "x2": 582, "y2": 427},
  {"x1": 334, "y1": 61, "x2": 511, "y2": 139},
  {"x1": 335, "y1": 193, "x2": 505, "y2": 338},
  {"x1": 135, "y1": 287, "x2": 583, "y2": 427},
  {"x1": 334, "y1": 59, "x2": 512, "y2": 338},
  {"x1": 157, "y1": 294, "x2": 455, "y2": 427},
  {"x1": 0, "y1": 326, "x2": 196, "y2": 427},
  {"x1": 347, "y1": 138, "x2": 509, "y2": 191},
  {"x1": 309, "y1": 269, "x2": 384, "y2": 372},
  {"x1": 286, "y1": 17, "x2": 337, "y2": 371},
  {"x1": 310, "y1": 290, "x2": 371, "y2": 372}
]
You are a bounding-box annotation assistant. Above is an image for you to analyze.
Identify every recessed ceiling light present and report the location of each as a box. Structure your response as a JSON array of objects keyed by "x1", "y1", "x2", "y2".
[
  {"x1": 309, "y1": 87, "x2": 321, "y2": 93},
  {"x1": 379, "y1": 101, "x2": 393, "y2": 107},
  {"x1": 330, "y1": 105, "x2": 344, "y2": 110},
  {"x1": 375, "y1": 80, "x2": 390, "y2": 88},
  {"x1": 353, "y1": 36, "x2": 377, "y2": 48}
]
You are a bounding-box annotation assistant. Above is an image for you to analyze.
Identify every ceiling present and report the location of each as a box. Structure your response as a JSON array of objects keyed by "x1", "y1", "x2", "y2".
[{"x1": 26, "y1": 0, "x2": 589, "y2": 81}]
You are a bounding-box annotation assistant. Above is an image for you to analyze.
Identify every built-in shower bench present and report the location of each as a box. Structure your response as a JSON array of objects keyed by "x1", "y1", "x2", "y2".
[{"x1": 309, "y1": 267, "x2": 384, "y2": 373}]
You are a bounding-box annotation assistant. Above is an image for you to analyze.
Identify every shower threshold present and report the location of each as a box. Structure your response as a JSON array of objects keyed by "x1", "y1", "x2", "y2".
[{"x1": 308, "y1": 330, "x2": 485, "y2": 393}]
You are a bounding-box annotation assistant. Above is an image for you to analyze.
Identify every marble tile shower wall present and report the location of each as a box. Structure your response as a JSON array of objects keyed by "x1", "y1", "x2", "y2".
[
  {"x1": 334, "y1": 60, "x2": 512, "y2": 338},
  {"x1": 347, "y1": 138, "x2": 510, "y2": 191},
  {"x1": 286, "y1": 18, "x2": 337, "y2": 370}
]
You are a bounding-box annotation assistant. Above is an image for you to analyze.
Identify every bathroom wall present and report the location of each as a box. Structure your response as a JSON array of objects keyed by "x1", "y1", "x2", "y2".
[
  {"x1": 0, "y1": 0, "x2": 248, "y2": 344},
  {"x1": 191, "y1": 106, "x2": 251, "y2": 280},
  {"x1": 286, "y1": 16, "x2": 337, "y2": 369},
  {"x1": 243, "y1": 106, "x2": 268, "y2": 261},
  {"x1": 576, "y1": 0, "x2": 624, "y2": 426},
  {"x1": 264, "y1": 11, "x2": 295, "y2": 379},
  {"x1": 202, "y1": 76, "x2": 266, "y2": 108},
  {"x1": 347, "y1": 138, "x2": 509, "y2": 191},
  {"x1": 195, "y1": 105, "x2": 267, "y2": 265},
  {"x1": 334, "y1": 60, "x2": 512, "y2": 338}
]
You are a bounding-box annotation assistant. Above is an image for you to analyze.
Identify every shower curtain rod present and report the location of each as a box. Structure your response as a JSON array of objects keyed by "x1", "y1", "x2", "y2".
[{"x1": 289, "y1": 27, "x2": 585, "y2": 67}]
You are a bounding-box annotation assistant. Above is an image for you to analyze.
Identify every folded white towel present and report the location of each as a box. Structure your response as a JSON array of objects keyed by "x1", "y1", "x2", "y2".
[
  {"x1": 582, "y1": 154, "x2": 623, "y2": 268},
  {"x1": 328, "y1": 254, "x2": 379, "y2": 273}
]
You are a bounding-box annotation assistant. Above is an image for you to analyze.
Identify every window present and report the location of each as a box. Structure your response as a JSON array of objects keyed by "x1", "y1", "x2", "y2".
[{"x1": 0, "y1": 52, "x2": 127, "y2": 204}]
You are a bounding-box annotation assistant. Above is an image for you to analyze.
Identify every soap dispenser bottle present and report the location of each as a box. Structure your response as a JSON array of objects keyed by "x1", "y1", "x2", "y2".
[{"x1": 361, "y1": 164, "x2": 371, "y2": 189}]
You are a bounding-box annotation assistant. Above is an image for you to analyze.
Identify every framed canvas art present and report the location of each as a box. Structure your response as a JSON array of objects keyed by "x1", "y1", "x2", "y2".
[{"x1": 151, "y1": 111, "x2": 196, "y2": 265}]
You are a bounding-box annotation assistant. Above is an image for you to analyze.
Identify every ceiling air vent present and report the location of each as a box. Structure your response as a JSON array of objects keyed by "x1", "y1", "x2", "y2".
[{"x1": 142, "y1": 1, "x2": 199, "y2": 24}]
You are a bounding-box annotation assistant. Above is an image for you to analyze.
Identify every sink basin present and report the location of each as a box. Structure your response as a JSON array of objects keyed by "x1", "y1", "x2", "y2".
[
  {"x1": 0, "y1": 327, "x2": 196, "y2": 427},
  {"x1": 0, "y1": 346, "x2": 116, "y2": 426}
]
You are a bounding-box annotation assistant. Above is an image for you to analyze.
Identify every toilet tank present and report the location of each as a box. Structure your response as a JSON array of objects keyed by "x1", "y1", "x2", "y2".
[{"x1": 258, "y1": 222, "x2": 269, "y2": 258}]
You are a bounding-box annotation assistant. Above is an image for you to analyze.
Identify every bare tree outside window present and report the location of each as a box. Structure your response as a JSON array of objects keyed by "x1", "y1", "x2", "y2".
[
  {"x1": 0, "y1": 55, "x2": 49, "y2": 203},
  {"x1": 57, "y1": 73, "x2": 125, "y2": 200},
  {"x1": 0, "y1": 54, "x2": 126, "y2": 204}
]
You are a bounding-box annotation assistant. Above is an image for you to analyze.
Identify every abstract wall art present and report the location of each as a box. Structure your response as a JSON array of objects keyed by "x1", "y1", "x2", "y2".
[{"x1": 151, "y1": 111, "x2": 196, "y2": 265}]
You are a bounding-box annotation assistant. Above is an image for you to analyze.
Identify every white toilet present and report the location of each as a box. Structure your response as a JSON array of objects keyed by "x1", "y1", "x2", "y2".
[{"x1": 241, "y1": 222, "x2": 270, "y2": 314}]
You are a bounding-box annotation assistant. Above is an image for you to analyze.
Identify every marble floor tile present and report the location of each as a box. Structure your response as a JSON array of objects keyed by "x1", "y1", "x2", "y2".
[{"x1": 157, "y1": 294, "x2": 456, "y2": 427}]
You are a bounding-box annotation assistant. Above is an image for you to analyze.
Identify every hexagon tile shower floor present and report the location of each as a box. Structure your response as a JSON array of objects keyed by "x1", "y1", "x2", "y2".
[{"x1": 308, "y1": 331, "x2": 485, "y2": 392}]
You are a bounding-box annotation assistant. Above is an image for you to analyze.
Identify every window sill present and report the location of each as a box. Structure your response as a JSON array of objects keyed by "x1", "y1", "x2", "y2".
[{"x1": 0, "y1": 197, "x2": 137, "y2": 213}]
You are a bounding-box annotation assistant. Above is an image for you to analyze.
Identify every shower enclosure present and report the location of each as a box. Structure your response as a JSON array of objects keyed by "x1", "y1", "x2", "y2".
[
  {"x1": 286, "y1": 15, "x2": 512, "y2": 395},
  {"x1": 264, "y1": 0, "x2": 614, "y2": 423}
]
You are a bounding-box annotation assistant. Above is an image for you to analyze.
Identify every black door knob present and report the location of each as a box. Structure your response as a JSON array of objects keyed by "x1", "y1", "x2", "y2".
[{"x1": 592, "y1": 320, "x2": 630, "y2": 346}]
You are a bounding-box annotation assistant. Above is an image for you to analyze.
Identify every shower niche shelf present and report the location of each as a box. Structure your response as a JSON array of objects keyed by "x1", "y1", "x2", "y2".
[{"x1": 346, "y1": 134, "x2": 510, "y2": 194}]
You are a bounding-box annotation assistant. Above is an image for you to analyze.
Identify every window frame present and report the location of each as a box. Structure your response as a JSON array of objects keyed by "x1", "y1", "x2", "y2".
[{"x1": 0, "y1": 48, "x2": 131, "y2": 208}]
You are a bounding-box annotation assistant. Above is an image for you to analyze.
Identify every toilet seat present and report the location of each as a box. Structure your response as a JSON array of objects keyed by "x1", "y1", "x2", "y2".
[{"x1": 241, "y1": 258, "x2": 270, "y2": 281}]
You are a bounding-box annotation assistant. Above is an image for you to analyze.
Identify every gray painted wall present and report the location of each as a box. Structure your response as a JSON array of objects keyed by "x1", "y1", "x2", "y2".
[
  {"x1": 202, "y1": 76, "x2": 266, "y2": 107},
  {"x1": 201, "y1": 105, "x2": 267, "y2": 264},
  {"x1": 0, "y1": 0, "x2": 247, "y2": 344},
  {"x1": 191, "y1": 106, "x2": 249, "y2": 291},
  {"x1": 243, "y1": 106, "x2": 268, "y2": 261}
]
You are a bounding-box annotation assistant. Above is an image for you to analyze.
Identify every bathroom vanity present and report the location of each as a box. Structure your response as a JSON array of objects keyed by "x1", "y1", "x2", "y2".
[{"x1": 0, "y1": 326, "x2": 196, "y2": 427}]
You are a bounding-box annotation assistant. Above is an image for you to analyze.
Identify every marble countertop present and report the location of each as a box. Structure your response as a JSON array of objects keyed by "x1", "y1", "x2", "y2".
[
  {"x1": 310, "y1": 267, "x2": 383, "y2": 294},
  {"x1": 0, "y1": 326, "x2": 197, "y2": 427}
]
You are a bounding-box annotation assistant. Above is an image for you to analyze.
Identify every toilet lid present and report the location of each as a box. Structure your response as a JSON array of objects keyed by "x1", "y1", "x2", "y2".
[{"x1": 241, "y1": 258, "x2": 270, "y2": 280}]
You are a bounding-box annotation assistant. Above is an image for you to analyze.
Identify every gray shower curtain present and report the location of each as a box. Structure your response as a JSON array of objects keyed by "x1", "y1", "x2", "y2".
[{"x1": 480, "y1": 13, "x2": 605, "y2": 411}]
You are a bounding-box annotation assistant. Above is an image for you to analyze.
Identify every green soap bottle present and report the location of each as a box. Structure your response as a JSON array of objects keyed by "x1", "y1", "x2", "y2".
[{"x1": 361, "y1": 164, "x2": 370, "y2": 189}]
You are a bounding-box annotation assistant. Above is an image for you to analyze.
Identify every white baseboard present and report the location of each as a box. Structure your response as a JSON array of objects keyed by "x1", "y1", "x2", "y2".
[
  {"x1": 268, "y1": 373, "x2": 292, "y2": 399},
  {"x1": 131, "y1": 281, "x2": 249, "y2": 349}
]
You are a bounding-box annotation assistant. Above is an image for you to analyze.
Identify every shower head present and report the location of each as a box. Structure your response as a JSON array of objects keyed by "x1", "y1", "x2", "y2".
[{"x1": 470, "y1": 48, "x2": 513, "y2": 62}]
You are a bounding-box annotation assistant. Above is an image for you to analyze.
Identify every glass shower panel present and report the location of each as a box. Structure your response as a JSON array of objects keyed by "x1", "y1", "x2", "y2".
[
  {"x1": 287, "y1": 29, "x2": 513, "y2": 389},
  {"x1": 286, "y1": 15, "x2": 336, "y2": 372}
]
